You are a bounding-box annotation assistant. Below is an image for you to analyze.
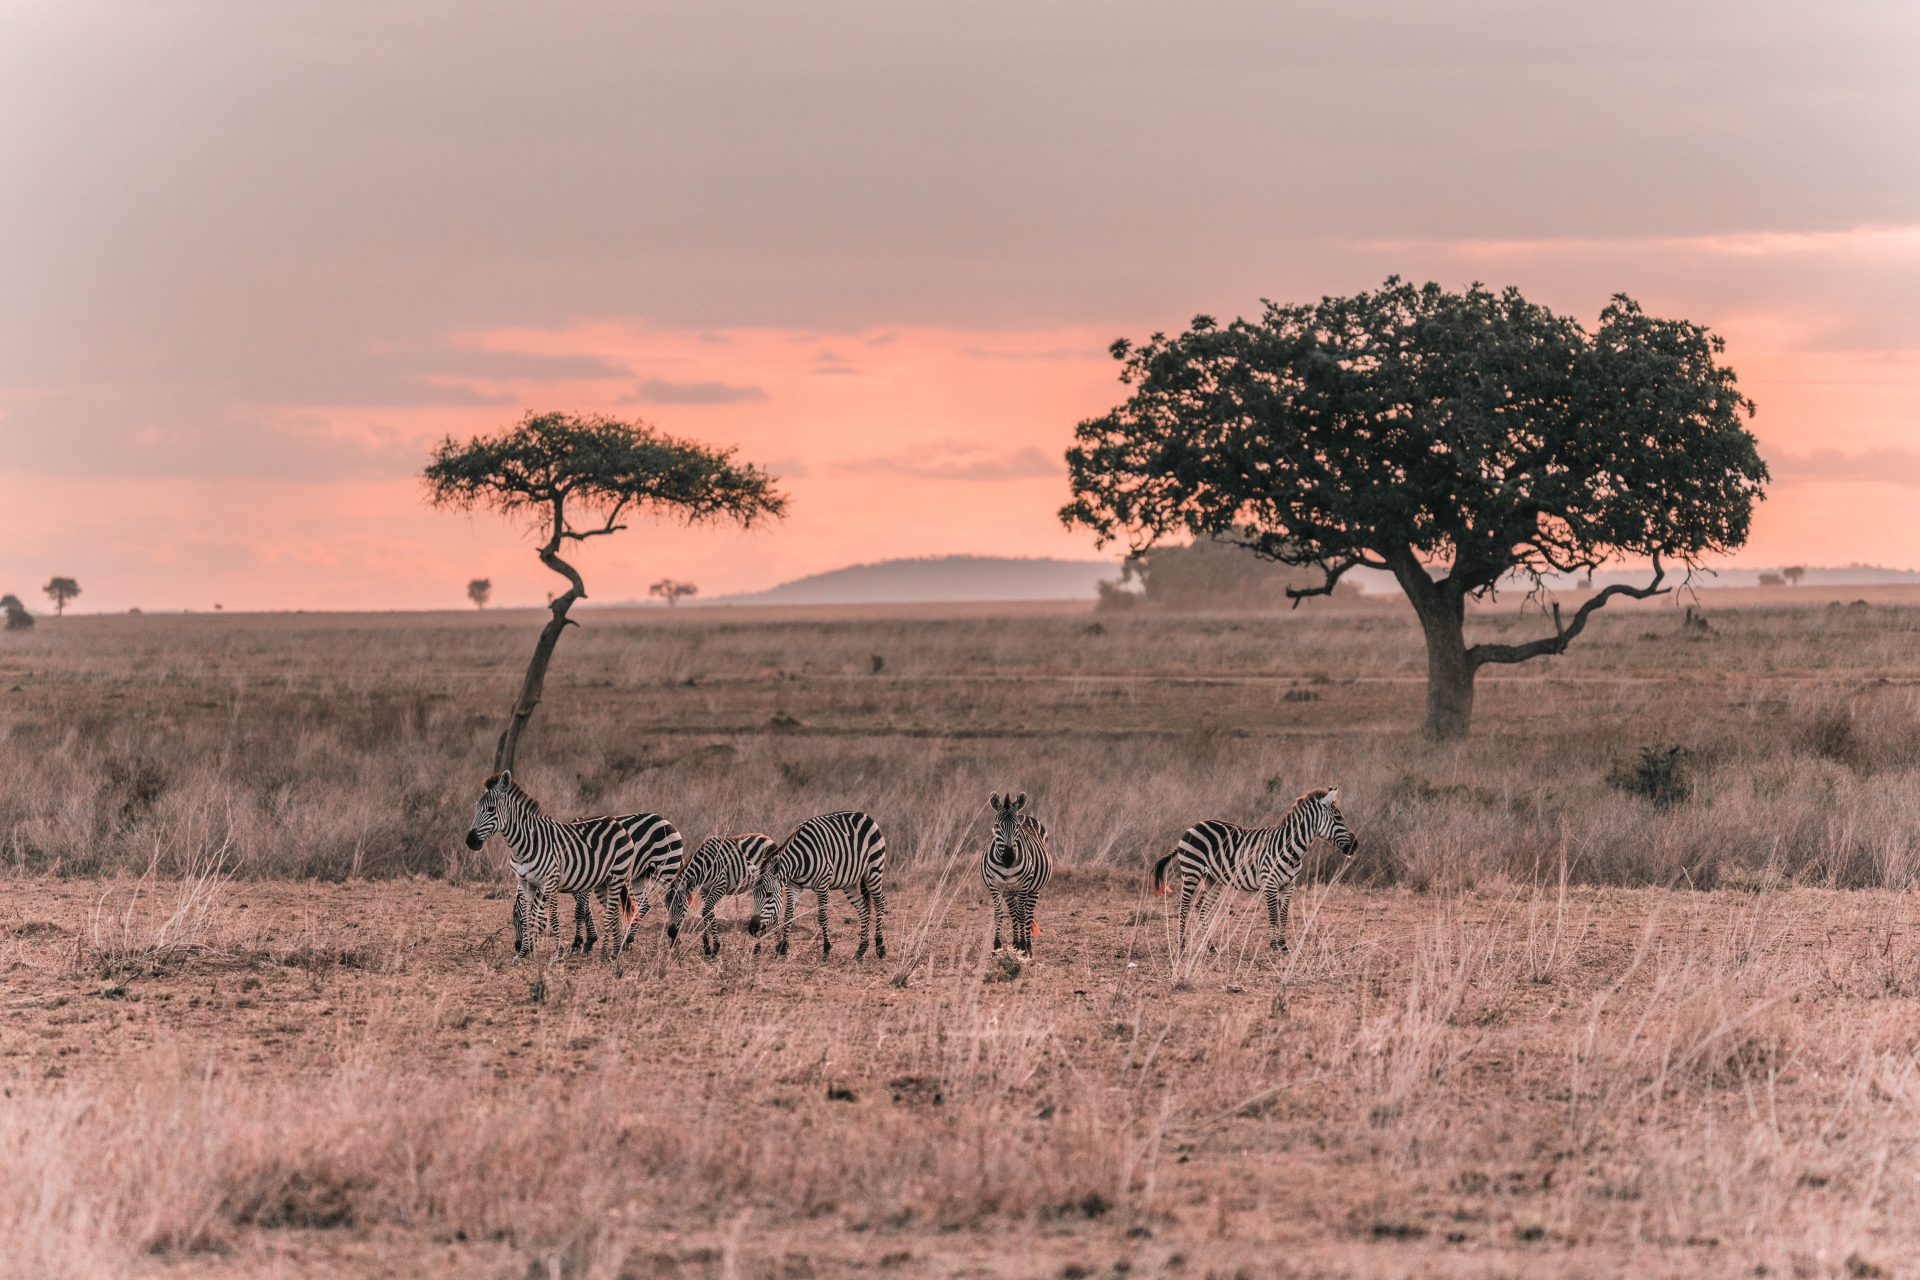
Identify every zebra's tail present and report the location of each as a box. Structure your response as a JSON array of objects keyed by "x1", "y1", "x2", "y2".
[
  {"x1": 619, "y1": 884, "x2": 640, "y2": 929},
  {"x1": 1152, "y1": 851, "x2": 1178, "y2": 897}
]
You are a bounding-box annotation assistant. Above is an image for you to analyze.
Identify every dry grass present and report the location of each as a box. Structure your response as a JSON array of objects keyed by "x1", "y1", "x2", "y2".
[
  {"x1": 5, "y1": 591, "x2": 1920, "y2": 1275},
  {"x1": 3, "y1": 875, "x2": 1920, "y2": 1277},
  {"x1": 4, "y1": 591, "x2": 1920, "y2": 889}
]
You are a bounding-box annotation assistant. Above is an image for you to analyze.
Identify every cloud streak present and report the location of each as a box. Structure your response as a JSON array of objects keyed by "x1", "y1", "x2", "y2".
[
  {"x1": 1770, "y1": 448, "x2": 1920, "y2": 487},
  {"x1": 835, "y1": 442, "x2": 1062, "y2": 483}
]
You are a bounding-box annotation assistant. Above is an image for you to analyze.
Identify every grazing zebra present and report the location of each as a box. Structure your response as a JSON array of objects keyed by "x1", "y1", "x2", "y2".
[
  {"x1": 566, "y1": 812, "x2": 685, "y2": 954},
  {"x1": 1152, "y1": 787, "x2": 1357, "y2": 954},
  {"x1": 762, "y1": 810, "x2": 889, "y2": 960},
  {"x1": 464, "y1": 770, "x2": 660, "y2": 965},
  {"x1": 982, "y1": 791, "x2": 1051, "y2": 958},
  {"x1": 665, "y1": 833, "x2": 779, "y2": 956}
]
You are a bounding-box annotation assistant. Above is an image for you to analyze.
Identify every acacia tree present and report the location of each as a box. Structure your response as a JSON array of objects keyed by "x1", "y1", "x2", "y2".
[
  {"x1": 43, "y1": 577, "x2": 80, "y2": 616},
  {"x1": 649, "y1": 579, "x2": 698, "y2": 608},
  {"x1": 1062, "y1": 279, "x2": 1767, "y2": 739},
  {"x1": 467, "y1": 578, "x2": 492, "y2": 609},
  {"x1": 426, "y1": 412, "x2": 785, "y2": 769}
]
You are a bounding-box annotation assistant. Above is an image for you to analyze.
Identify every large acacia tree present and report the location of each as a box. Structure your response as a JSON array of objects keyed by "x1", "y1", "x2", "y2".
[
  {"x1": 1062, "y1": 280, "x2": 1767, "y2": 739},
  {"x1": 426, "y1": 411, "x2": 785, "y2": 770}
]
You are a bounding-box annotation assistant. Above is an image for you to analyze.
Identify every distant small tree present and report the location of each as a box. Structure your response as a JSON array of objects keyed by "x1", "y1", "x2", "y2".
[
  {"x1": 43, "y1": 577, "x2": 79, "y2": 616},
  {"x1": 1757, "y1": 571, "x2": 1786, "y2": 587},
  {"x1": 649, "y1": 579, "x2": 699, "y2": 608},
  {"x1": 1063, "y1": 280, "x2": 1767, "y2": 739},
  {"x1": 1782, "y1": 565, "x2": 1806, "y2": 585},
  {"x1": 1, "y1": 594, "x2": 32, "y2": 631},
  {"x1": 425, "y1": 411, "x2": 785, "y2": 771},
  {"x1": 468, "y1": 578, "x2": 493, "y2": 609}
]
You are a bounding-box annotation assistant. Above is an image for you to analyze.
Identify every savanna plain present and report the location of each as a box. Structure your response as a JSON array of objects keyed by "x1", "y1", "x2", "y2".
[{"x1": 5, "y1": 588, "x2": 1920, "y2": 1279}]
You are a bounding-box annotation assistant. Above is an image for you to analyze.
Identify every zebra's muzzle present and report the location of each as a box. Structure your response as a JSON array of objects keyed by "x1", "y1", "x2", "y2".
[{"x1": 464, "y1": 830, "x2": 485, "y2": 851}]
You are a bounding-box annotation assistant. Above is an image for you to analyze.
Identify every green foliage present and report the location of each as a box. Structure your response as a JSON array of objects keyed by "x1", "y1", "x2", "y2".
[
  {"x1": 424, "y1": 411, "x2": 786, "y2": 532},
  {"x1": 1, "y1": 594, "x2": 32, "y2": 631},
  {"x1": 1607, "y1": 745, "x2": 1693, "y2": 808},
  {"x1": 1061, "y1": 278, "x2": 1766, "y2": 595}
]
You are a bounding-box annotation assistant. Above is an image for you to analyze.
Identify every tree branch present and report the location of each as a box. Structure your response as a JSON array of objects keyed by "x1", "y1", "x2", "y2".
[
  {"x1": 1468, "y1": 554, "x2": 1668, "y2": 669},
  {"x1": 1286, "y1": 553, "x2": 1385, "y2": 607}
]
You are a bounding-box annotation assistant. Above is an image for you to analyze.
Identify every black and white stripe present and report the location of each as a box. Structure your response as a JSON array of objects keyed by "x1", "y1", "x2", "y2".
[
  {"x1": 666, "y1": 833, "x2": 778, "y2": 956},
  {"x1": 983, "y1": 791, "x2": 1051, "y2": 958},
  {"x1": 1152, "y1": 787, "x2": 1357, "y2": 954},
  {"x1": 464, "y1": 769, "x2": 664, "y2": 964},
  {"x1": 567, "y1": 812, "x2": 685, "y2": 954},
  {"x1": 763, "y1": 810, "x2": 889, "y2": 960}
]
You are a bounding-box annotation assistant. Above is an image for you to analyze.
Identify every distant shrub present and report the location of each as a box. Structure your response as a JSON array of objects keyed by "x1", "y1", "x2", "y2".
[
  {"x1": 1607, "y1": 745, "x2": 1692, "y2": 808},
  {"x1": 1757, "y1": 572, "x2": 1786, "y2": 587},
  {"x1": 1, "y1": 595, "x2": 31, "y2": 631}
]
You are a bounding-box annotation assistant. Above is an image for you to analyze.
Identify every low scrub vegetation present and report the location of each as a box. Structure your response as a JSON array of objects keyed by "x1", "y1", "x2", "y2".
[{"x1": 2, "y1": 600, "x2": 1918, "y2": 889}]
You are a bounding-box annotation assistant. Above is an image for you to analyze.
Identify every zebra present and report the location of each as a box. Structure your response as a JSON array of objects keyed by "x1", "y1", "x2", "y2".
[
  {"x1": 565, "y1": 812, "x2": 685, "y2": 954},
  {"x1": 982, "y1": 791, "x2": 1051, "y2": 958},
  {"x1": 761, "y1": 810, "x2": 889, "y2": 960},
  {"x1": 1152, "y1": 787, "x2": 1357, "y2": 955},
  {"x1": 665, "y1": 833, "x2": 779, "y2": 956},
  {"x1": 464, "y1": 770, "x2": 670, "y2": 965}
]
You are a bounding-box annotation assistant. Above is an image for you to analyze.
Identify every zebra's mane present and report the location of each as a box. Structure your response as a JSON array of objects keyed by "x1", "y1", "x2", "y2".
[
  {"x1": 485, "y1": 772, "x2": 546, "y2": 816},
  {"x1": 1285, "y1": 787, "x2": 1330, "y2": 816}
]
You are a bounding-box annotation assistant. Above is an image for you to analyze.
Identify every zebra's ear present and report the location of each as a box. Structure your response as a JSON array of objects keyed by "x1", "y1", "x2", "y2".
[
  {"x1": 1324, "y1": 786, "x2": 1339, "y2": 804},
  {"x1": 989, "y1": 792, "x2": 1001, "y2": 810},
  {"x1": 1014, "y1": 792, "x2": 1027, "y2": 810},
  {"x1": 498, "y1": 768, "x2": 512, "y2": 788}
]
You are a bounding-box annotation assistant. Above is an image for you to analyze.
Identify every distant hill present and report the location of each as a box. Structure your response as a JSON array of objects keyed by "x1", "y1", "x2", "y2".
[{"x1": 715, "y1": 555, "x2": 1120, "y2": 605}]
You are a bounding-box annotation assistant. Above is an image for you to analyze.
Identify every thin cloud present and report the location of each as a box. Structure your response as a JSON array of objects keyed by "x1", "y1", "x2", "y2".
[
  {"x1": 619, "y1": 378, "x2": 769, "y2": 405},
  {"x1": 1770, "y1": 447, "x2": 1920, "y2": 487},
  {"x1": 836, "y1": 442, "x2": 1062, "y2": 482}
]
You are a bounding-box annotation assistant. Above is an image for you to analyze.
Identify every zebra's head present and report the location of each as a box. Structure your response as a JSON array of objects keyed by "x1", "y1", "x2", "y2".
[
  {"x1": 988, "y1": 791, "x2": 1027, "y2": 868},
  {"x1": 1312, "y1": 787, "x2": 1358, "y2": 859},
  {"x1": 747, "y1": 870, "x2": 776, "y2": 937},
  {"x1": 665, "y1": 838, "x2": 722, "y2": 941},
  {"x1": 465, "y1": 770, "x2": 512, "y2": 851}
]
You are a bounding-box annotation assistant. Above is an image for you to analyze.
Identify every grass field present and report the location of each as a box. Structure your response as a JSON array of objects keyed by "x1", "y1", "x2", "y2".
[{"x1": 4, "y1": 588, "x2": 1920, "y2": 1276}]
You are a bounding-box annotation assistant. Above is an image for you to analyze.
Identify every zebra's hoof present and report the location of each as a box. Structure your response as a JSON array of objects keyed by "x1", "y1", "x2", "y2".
[
  {"x1": 875, "y1": 941, "x2": 886, "y2": 960},
  {"x1": 855, "y1": 944, "x2": 869, "y2": 960}
]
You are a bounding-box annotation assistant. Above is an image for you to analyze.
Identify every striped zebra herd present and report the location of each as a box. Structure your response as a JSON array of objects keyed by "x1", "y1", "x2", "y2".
[{"x1": 463, "y1": 769, "x2": 1359, "y2": 966}]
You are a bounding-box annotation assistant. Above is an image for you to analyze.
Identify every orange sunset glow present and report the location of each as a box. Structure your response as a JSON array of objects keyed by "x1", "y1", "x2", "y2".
[{"x1": 4, "y1": 4, "x2": 1916, "y2": 611}]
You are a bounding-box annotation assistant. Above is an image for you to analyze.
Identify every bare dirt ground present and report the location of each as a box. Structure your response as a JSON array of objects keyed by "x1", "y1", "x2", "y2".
[{"x1": 7, "y1": 869, "x2": 1920, "y2": 1278}]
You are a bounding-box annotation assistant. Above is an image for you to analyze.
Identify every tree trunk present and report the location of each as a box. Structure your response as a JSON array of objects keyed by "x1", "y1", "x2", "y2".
[
  {"x1": 1419, "y1": 607, "x2": 1476, "y2": 742},
  {"x1": 492, "y1": 501, "x2": 586, "y2": 773},
  {"x1": 1385, "y1": 547, "x2": 1477, "y2": 741}
]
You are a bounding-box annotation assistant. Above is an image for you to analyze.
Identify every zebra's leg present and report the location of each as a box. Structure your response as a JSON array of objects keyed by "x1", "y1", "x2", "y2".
[
  {"x1": 815, "y1": 890, "x2": 832, "y2": 959},
  {"x1": 1176, "y1": 876, "x2": 1199, "y2": 955},
  {"x1": 545, "y1": 884, "x2": 565, "y2": 965},
  {"x1": 511, "y1": 885, "x2": 531, "y2": 962},
  {"x1": 1017, "y1": 893, "x2": 1036, "y2": 958},
  {"x1": 1279, "y1": 885, "x2": 1296, "y2": 951},
  {"x1": 871, "y1": 884, "x2": 887, "y2": 960},
  {"x1": 776, "y1": 884, "x2": 795, "y2": 958},
  {"x1": 573, "y1": 889, "x2": 603, "y2": 956},
  {"x1": 847, "y1": 887, "x2": 871, "y2": 960},
  {"x1": 601, "y1": 885, "x2": 626, "y2": 964},
  {"x1": 1264, "y1": 877, "x2": 1286, "y2": 952},
  {"x1": 991, "y1": 890, "x2": 1007, "y2": 953}
]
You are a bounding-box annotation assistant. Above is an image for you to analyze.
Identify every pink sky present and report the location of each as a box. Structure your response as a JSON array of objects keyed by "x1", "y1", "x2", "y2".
[{"x1": 3, "y1": 4, "x2": 1917, "y2": 612}]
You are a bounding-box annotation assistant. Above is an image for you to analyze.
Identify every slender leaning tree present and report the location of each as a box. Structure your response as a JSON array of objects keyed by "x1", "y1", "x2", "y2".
[
  {"x1": 426, "y1": 411, "x2": 786, "y2": 770},
  {"x1": 1062, "y1": 280, "x2": 1768, "y2": 740}
]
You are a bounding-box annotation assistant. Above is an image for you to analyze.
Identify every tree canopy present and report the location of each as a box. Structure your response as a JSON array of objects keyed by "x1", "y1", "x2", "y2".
[
  {"x1": 1062, "y1": 279, "x2": 1768, "y2": 737},
  {"x1": 425, "y1": 412, "x2": 786, "y2": 768}
]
